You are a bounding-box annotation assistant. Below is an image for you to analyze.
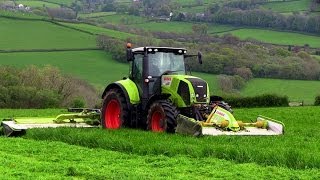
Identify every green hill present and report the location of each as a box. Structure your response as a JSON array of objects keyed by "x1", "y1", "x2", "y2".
[
  {"x1": 0, "y1": 12, "x2": 319, "y2": 103},
  {"x1": 261, "y1": 0, "x2": 311, "y2": 12},
  {"x1": 89, "y1": 14, "x2": 320, "y2": 48},
  {"x1": 241, "y1": 78, "x2": 320, "y2": 105},
  {"x1": 0, "y1": 17, "x2": 96, "y2": 50},
  {"x1": 219, "y1": 28, "x2": 320, "y2": 48},
  {"x1": 0, "y1": 50, "x2": 128, "y2": 88}
]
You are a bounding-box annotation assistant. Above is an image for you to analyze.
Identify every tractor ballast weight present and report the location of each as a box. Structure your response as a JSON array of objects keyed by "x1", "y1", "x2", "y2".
[{"x1": 101, "y1": 45, "x2": 284, "y2": 135}]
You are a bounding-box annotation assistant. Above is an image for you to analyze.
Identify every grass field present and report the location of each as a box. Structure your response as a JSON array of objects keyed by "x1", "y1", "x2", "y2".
[
  {"x1": 58, "y1": 22, "x2": 136, "y2": 40},
  {"x1": 0, "y1": 17, "x2": 96, "y2": 50},
  {"x1": 39, "y1": 0, "x2": 73, "y2": 6},
  {"x1": 261, "y1": 0, "x2": 311, "y2": 12},
  {"x1": 220, "y1": 28, "x2": 320, "y2": 48},
  {"x1": 16, "y1": 0, "x2": 60, "y2": 8},
  {"x1": 0, "y1": 106, "x2": 319, "y2": 178},
  {"x1": 0, "y1": 9, "x2": 43, "y2": 19},
  {"x1": 79, "y1": 12, "x2": 116, "y2": 18},
  {"x1": 241, "y1": 78, "x2": 320, "y2": 105},
  {"x1": 91, "y1": 14, "x2": 236, "y2": 33},
  {"x1": 1, "y1": 136, "x2": 319, "y2": 179},
  {"x1": 0, "y1": 50, "x2": 128, "y2": 88}
]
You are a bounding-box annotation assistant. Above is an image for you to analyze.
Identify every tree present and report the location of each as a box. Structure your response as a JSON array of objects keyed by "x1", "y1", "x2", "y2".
[{"x1": 192, "y1": 24, "x2": 208, "y2": 36}]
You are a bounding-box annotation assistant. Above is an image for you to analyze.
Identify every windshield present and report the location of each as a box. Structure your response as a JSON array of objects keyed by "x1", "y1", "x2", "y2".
[{"x1": 148, "y1": 52, "x2": 185, "y2": 76}]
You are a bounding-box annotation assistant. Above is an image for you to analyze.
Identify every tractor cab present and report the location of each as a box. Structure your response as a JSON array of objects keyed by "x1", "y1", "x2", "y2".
[{"x1": 126, "y1": 45, "x2": 202, "y2": 109}]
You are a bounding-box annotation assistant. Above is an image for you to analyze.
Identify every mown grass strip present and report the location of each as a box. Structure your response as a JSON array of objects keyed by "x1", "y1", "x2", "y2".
[
  {"x1": 24, "y1": 106, "x2": 320, "y2": 169},
  {"x1": 1, "y1": 137, "x2": 319, "y2": 179}
]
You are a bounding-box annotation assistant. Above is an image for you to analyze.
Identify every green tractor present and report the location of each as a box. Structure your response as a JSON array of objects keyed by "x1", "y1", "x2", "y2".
[
  {"x1": 1, "y1": 45, "x2": 284, "y2": 137},
  {"x1": 101, "y1": 45, "x2": 233, "y2": 133}
]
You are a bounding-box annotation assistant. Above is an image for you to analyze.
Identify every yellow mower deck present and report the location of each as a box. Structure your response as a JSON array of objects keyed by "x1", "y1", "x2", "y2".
[{"x1": 176, "y1": 107, "x2": 285, "y2": 136}]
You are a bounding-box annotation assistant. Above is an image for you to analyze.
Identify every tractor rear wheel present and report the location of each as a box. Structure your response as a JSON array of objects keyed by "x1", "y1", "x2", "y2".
[
  {"x1": 147, "y1": 100, "x2": 178, "y2": 133},
  {"x1": 101, "y1": 89, "x2": 129, "y2": 129}
]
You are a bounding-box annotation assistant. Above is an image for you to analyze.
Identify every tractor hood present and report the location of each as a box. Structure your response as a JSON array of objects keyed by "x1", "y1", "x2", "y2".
[{"x1": 161, "y1": 75, "x2": 210, "y2": 107}]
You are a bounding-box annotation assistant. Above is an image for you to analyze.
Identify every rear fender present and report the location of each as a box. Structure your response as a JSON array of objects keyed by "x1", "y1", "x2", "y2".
[{"x1": 102, "y1": 79, "x2": 140, "y2": 107}]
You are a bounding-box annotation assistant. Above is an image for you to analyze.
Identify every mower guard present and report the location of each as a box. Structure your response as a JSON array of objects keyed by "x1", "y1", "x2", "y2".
[{"x1": 176, "y1": 107, "x2": 285, "y2": 136}]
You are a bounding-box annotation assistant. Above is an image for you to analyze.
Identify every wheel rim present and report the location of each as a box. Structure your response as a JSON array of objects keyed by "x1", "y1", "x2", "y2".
[
  {"x1": 151, "y1": 111, "x2": 165, "y2": 132},
  {"x1": 104, "y1": 99, "x2": 121, "y2": 129}
]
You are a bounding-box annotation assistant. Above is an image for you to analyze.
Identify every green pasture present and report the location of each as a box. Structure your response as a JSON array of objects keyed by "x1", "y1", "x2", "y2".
[
  {"x1": 0, "y1": 17, "x2": 96, "y2": 50},
  {"x1": 16, "y1": 0, "x2": 60, "y2": 8},
  {"x1": 220, "y1": 28, "x2": 320, "y2": 48},
  {"x1": 241, "y1": 78, "x2": 320, "y2": 105},
  {"x1": 91, "y1": 14, "x2": 236, "y2": 33},
  {"x1": 58, "y1": 22, "x2": 136, "y2": 40},
  {"x1": 39, "y1": 0, "x2": 73, "y2": 6},
  {"x1": 0, "y1": 50, "x2": 128, "y2": 88},
  {"x1": 9, "y1": 106, "x2": 319, "y2": 172},
  {"x1": 261, "y1": 0, "x2": 311, "y2": 12},
  {"x1": 0, "y1": 135, "x2": 318, "y2": 179},
  {"x1": 174, "y1": 0, "x2": 222, "y2": 6},
  {"x1": 78, "y1": 12, "x2": 116, "y2": 18},
  {"x1": 133, "y1": 21, "x2": 236, "y2": 34},
  {"x1": 93, "y1": 14, "x2": 147, "y2": 25},
  {"x1": 0, "y1": 9, "x2": 43, "y2": 19}
]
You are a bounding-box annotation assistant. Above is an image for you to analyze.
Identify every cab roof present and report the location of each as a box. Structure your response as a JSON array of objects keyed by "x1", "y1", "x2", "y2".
[{"x1": 132, "y1": 47, "x2": 187, "y2": 54}]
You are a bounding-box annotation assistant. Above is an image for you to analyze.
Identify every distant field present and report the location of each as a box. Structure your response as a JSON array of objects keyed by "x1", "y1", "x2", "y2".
[
  {"x1": 79, "y1": 12, "x2": 116, "y2": 18},
  {"x1": 261, "y1": 0, "x2": 311, "y2": 12},
  {"x1": 39, "y1": 0, "x2": 73, "y2": 6},
  {"x1": 91, "y1": 14, "x2": 236, "y2": 33},
  {"x1": 241, "y1": 78, "x2": 320, "y2": 105},
  {"x1": 134, "y1": 21, "x2": 236, "y2": 34},
  {"x1": 0, "y1": 9, "x2": 43, "y2": 19},
  {"x1": 0, "y1": 50, "x2": 128, "y2": 88},
  {"x1": 16, "y1": 0, "x2": 60, "y2": 8},
  {"x1": 58, "y1": 22, "x2": 136, "y2": 40},
  {"x1": 0, "y1": 17, "x2": 96, "y2": 50},
  {"x1": 220, "y1": 28, "x2": 320, "y2": 48},
  {"x1": 93, "y1": 14, "x2": 147, "y2": 25}
]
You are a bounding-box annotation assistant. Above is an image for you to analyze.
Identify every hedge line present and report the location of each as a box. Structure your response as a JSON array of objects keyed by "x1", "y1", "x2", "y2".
[{"x1": 224, "y1": 94, "x2": 289, "y2": 108}]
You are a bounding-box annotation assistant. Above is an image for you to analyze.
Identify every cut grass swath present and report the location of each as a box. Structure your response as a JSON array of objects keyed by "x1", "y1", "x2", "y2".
[
  {"x1": 0, "y1": 137, "x2": 319, "y2": 179},
  {"x1": 23, "y1": 106, "x2": 320, "y2": 169}
]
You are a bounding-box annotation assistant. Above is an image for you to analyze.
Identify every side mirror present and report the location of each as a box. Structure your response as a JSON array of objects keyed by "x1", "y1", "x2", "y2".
[{"x1": 197, "y1": 51, "x2": 202, "y2": 64}]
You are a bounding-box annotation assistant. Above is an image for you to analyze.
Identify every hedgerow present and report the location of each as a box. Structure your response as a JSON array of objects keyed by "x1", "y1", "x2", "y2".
[
  {"x1": 224, "y1": 94, "x2": 289, "y2": 108},
  {"x1": 0, "y1": 65, "x2": 99, "y2": 108}
]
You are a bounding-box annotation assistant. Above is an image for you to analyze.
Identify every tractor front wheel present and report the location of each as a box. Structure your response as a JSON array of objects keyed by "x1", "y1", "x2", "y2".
[
  {"x1": 147, "y1": 100, "x2": 178, "y2": 133},
  {"x1": 101, "y1": 89, "x2": 129, "y2": 129}
]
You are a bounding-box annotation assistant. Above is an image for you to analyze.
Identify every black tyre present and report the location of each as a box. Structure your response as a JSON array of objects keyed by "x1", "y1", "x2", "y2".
[
  {"x1": 147, "y1": 100, "x2": 178, "y2": 133},
  {"x1": 101, "y1": 89, "x2": 129, "y2": 129}
]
